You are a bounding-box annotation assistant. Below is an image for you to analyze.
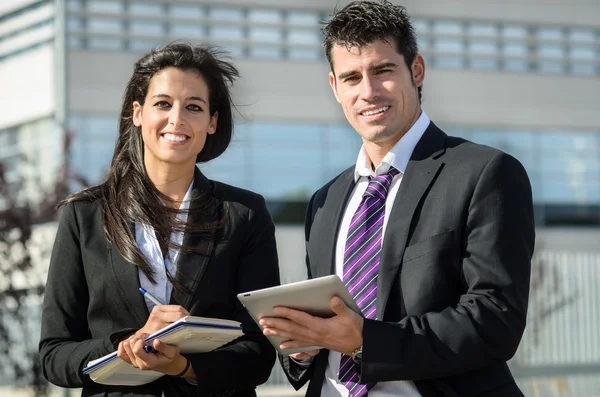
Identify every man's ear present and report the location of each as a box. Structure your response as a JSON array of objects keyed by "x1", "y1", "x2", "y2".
[
  {"x1": 132, "y1": 101, "x2": 143, "y2": 127},
  {"x1": 411, "y1": 54, "x2": 425, "y2": 88},
  {"x1": 208, "y1": 111, "x2": 218, "y2": 135},
  {"x1": 329, "y1": 72, "x2": 341, "y2": 104}
]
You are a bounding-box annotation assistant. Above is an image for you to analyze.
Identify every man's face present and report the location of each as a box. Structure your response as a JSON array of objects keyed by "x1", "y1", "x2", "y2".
[{"x1": 329, "y1": 38, "x2": 424, "y2": 151}]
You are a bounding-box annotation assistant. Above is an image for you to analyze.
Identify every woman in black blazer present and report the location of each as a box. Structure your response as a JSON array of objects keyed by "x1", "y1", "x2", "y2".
[{"x1": 39, "y1": 43, "x2": 280, "y2": 397}]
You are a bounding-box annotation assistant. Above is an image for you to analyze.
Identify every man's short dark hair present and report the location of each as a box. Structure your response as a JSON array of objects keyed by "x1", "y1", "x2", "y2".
[{"x1": 322, "y1": 0, "x2": 422, "y2": 102}]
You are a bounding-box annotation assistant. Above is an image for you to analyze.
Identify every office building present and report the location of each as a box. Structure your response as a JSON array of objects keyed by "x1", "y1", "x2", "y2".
[{"x1": 1, "y1": 0, "x2": 599, "y2": 395}]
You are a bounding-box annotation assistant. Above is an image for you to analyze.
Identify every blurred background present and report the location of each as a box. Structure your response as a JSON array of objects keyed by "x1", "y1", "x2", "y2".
[{"x1": 0, "y1": 0, "x2": 599, "y2": 396}]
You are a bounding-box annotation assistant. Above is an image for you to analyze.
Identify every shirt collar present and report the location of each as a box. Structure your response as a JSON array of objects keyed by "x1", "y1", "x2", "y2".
[{"x1": 354, "y1": 110, "x2": 430, "y2": 181}]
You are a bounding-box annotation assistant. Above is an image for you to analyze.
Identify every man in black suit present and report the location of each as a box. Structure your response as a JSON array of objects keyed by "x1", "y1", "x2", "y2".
[{"x1": 259, "y1": 1, "x2": 535, "y2": 396}]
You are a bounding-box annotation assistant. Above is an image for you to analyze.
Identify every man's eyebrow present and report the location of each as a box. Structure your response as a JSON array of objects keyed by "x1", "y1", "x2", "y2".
[
  {"x1": 337, "y1": 62, "x2": 398, "y2": 80},
  {"x1": 337, "y1": 70, "x2": 358, "y2": 80},
  {"x1": 151, "y1": 94, "x2": 207, "y2": 104},
  {"x1": 371, "y1": 61, "x2": 397, "y2": 71}
]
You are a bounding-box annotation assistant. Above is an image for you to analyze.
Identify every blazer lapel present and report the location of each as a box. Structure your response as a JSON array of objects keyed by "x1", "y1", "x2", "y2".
[
  {"x1": 170, "y1": 168, "x2": 217, "y2": 309},
  {"x1": 108, "y1": 223, "x2": 149, "y2": 327},
  {"x1": 309, "y1": 168, "x2": 355, "y2": 279},
  {"x1": 377, "y1": 123, "x2": 447, "y2": 319}
]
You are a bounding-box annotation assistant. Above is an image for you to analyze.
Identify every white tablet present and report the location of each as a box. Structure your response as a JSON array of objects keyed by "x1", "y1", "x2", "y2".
[{"x1": 237, "y1": 275, "x2": 361, "y2": 355}]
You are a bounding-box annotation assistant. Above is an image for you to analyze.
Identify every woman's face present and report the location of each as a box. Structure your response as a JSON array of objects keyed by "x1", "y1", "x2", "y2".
[{"x1": 133, "y1": 67, "x2": 218, "y2": 173}]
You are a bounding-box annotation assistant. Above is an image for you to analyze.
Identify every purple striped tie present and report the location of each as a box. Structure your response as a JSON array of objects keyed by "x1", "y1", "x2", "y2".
[{"x1": 338, "y1": 167, "x2": 400, "y2": 397}]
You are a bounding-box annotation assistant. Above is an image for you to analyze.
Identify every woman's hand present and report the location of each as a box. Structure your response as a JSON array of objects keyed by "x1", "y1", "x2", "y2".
[
  {"x1": 137, "y1": 304, "x2": 190, "y2": 337},
  {"x1": 117, "y1": 334, "x2": 193, "y2": 377}
]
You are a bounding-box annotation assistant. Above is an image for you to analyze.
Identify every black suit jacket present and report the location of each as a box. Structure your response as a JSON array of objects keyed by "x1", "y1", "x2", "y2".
[
  {"x1": 282, "y1": 123, "x2": 535, "y2": 397},
  {"x1": 39, "y1": 170, "x2": 280, "y2": 397}
]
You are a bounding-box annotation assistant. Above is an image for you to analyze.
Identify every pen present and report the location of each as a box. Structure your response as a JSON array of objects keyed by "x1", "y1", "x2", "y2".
[
  {"x1": 138, "y1": 287, "x2": 165, "y2": 354},
  {"x1": 139, "y1": 287, "x2": 165, "y2": 306}
]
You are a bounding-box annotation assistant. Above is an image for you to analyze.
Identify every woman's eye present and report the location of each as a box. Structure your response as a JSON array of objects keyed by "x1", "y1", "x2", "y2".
[
  {"x1": 154, "y1": 101, "x2": 171, "y2": 109},
  {"x1": 187, "y1": 104, "x2": 202, "y2": 112}
]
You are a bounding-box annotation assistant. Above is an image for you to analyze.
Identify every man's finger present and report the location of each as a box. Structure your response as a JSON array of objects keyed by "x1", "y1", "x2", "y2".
[
  {"x1": 270, "y1": 306, "x2": 318, "y2": 326},
  {"x1": 330, "y1": 296, "x2": 348, "y2": 315}
]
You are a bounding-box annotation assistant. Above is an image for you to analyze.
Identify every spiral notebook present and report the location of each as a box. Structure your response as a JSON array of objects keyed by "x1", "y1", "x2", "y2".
[{"x1": 83, "y1": 316, "x2": 243, "y2": 386}]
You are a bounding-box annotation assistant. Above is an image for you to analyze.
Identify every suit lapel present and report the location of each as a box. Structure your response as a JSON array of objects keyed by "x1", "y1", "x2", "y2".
[
  {"x1": 310, "y1": 168, "x2": 355, "y2": 279},
  {"x1": 377, "y1": 123, "x2": 447, "y2": 319},
  {"x1": 170, "y1": 168, "x2": 217, "y2": 309},
  {"x1": 108, "y1": 223, "x2": 149, "y2": 327}
]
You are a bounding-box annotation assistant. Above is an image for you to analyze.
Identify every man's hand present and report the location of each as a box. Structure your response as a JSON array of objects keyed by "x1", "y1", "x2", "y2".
[{"x1": 259, "y1": 296, "x2": 363, "y2": 356}]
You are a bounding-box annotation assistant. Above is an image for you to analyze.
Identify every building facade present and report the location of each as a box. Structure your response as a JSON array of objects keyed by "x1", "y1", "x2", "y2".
[{"x1": 1, "y1": 0, "x2": 600, "y2": 395}]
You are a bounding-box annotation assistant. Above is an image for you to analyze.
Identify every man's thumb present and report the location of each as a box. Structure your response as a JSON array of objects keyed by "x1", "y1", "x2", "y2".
[{"x1": 331, "y1": 296, "x2": 347, "y2": 315}]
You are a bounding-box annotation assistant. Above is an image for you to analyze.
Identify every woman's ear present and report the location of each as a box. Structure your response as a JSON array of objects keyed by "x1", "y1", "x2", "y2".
[
  {"x1": 208, "y1": 111, "x2": 218, "y2": 135},
  {"x1": 132, "y1": 101, "x2": 143, "y2": 127}
]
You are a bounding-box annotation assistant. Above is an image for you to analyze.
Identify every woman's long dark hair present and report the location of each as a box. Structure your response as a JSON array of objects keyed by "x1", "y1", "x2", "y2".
[{"x1": 62, "y1": 43, "x2": 239, "y2": 284}]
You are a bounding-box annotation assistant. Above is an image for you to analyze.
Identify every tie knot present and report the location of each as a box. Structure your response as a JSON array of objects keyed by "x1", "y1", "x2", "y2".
[{"x1": 364, "y1": 167, "x2": 400, "y2": 200}]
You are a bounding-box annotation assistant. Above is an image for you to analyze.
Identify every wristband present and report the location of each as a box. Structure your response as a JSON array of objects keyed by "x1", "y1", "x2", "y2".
[{"x1": 174, "y1": 357, "x2": 191, "y2": 377}]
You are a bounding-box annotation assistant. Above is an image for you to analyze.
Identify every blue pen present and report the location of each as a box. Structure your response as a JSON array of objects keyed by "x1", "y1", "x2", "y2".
[
  {"x1": 139, "y1": 288, "x2": 165, "y2": 353},
  {"x1": 139, "y1": 287, "x2": 165, "y2": 306}
]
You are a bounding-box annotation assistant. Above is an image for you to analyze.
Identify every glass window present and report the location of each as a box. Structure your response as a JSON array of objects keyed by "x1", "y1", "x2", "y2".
[
  {"x1": 434, "y1": 38, "x2": 463, "y2": 52},
  {"x1": 538, "y1": 61, "x2": 564, "y2": 74},
  {"x1": 412, "y1": 19, "x2": 430, "y2": 36},
  {"x1": 209, "y1": 7, "x2": 243, "y2": 21},
  {"x1": 210, "y1": 26, "x2": 243, "y2": 41},
  {"x1": 88, "y1": 37, "x2": 122, "y2": 50},
  {"x1": 502, "y1": 25, "x2": 527, "y2": 39},
  {"x1": 569, "y1": 29, "x2": 595, "y2": 43},
  {"x1": 288, "y1": 48, "x2": 320, "y2": 61},
  {"x1": 288, "y1": 29, "x2": 319, "y2": 44},
  {"x1": 468, "y1": 40, "x2": 497, "y2": 70},
  {"x1": 219, "y1": 45, "x2": 243, "y2": 58},
  {"x1": 169, "y1": 4, "x2": 204, "y2": 19},
  {"x1": 538, "y1": 44, "x2": 563, "y2": 58},
  {"x1": 87, "y1": 0, "x2": 123, "y2": 13},
  {"x1": 570, "y1": 46, "x2": 595, "y2": 60},
  {"x1": 129, "y1": 3, "x2": 163, "y2": 16},
  {"x1": 249, "y1": 46, "x2": 281, "y2": 59},
  {"x1": 129, "y1": 39, "x2": 161, "y2": 52},
  {"x1": 324, "y1": 124, "x2": 362, "y2": 175},
  {"x1": 570, "y1": 63, "x2": 596, "y2": 76},
  {"x1": 67, "y1": 17, "x2": 83, "y2": 31},
  {"x1": 434, "y1": 21, "x2": 463, "y2": 36},
  {"x1": 248, "y1": 9, "x2": 280, "y2": 24},
  {"x1": 130, "y1": 21, "x2": 164, "y2": 36},
  {"x1": 88, "y1": 18, "x2": 121, "y2": 33},
  {"x1": 537, "y1": 27, "x2": 563, "y2": 42},
  {"x1": 503, "y1": 42, "x2": 528, "y2": 72},
  {"x1": 433, "y1": 38, "x2": 464, "y2": 68},
  {"x1": 67, "y1": 0, "x2": 83, "y2": 12},
  {"x1": 469, "y1": 40, "x2": 496, "y2": 54},
  {"x1": 67, "y1": 36, "x2": 83, "y2": 49},
  {"x1": 287, "y1": 11, "x2": 319, "y2": 26},
  {"x1": 170, "y1": 24, "x2": 204, "y2": 39},
  {"x1": 249, "y1": 27, "x2": 280, "y2": 42},
  {"x1": 569, "y1": 46, "x2": 596, "y2": 75},
  {"x1": 469, "y1": 23, "x2": 497, "y2": 37}
]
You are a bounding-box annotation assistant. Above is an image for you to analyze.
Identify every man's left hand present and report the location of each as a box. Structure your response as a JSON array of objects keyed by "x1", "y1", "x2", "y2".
[{"x1": 259, "y1": 296, "x2": 363, "y2": 355}]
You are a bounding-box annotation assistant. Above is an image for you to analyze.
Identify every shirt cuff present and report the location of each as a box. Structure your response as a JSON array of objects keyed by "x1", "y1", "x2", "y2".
[{"x1": 289, "y1": 356, "x2": 313, "y2": 368}]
